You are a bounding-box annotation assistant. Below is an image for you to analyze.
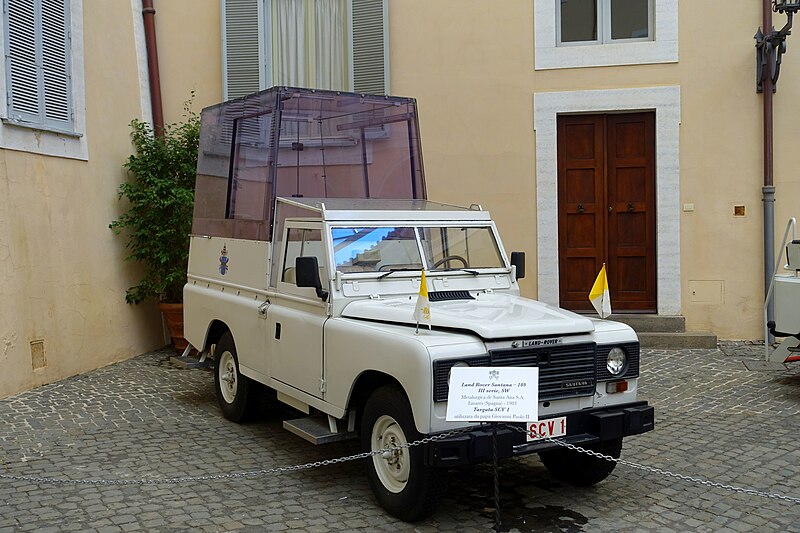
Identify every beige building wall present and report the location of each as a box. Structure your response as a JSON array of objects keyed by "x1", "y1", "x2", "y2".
[
  {"x1": 387, "y1": 0, "x2": 796, "y2": 340},
  {"x1": 0, "y1": 1, "x2": 168, "y2": 398},
  {"x1": 152, "y1": 0, "x2": 794, "y2": 340},
  {"x1": 4, "y1": 0, "x2": 786, "y2": 399},
  {"x1": 154, "y1": 0, "x2": 223, "y2": 124}
]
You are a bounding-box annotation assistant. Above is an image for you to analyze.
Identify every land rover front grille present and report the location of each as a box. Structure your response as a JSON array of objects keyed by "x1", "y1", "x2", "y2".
[{"x1": 432, "y1": 342, "x2": 597, "y2": 402}]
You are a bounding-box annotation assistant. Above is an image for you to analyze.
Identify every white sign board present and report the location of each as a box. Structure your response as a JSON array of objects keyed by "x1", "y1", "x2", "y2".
[{"x1": 446, "y1": 367, "x2": 539, "y2": 422}]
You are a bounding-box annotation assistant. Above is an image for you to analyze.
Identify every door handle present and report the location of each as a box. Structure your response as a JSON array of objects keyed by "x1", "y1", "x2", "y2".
[
  {"x1": 577, "y1": 204, "x2": 585, "y2": 213},
  {"x1": 627, "y1": 203, "x2": 635, "y2": 212},
  {"x1": 608, "y1": 205, "x2": 613, "y2": 212},
  {"x1": 258, "y1": 300, "x2": 269, "y2": 319}
]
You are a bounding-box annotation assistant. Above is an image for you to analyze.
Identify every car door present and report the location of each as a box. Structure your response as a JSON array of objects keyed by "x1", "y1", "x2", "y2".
[{"x1": 268, "y1": 222, "x2": 329, "y2": 397}]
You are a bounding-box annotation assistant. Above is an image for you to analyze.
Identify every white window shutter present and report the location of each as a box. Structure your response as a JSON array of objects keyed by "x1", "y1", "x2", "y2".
[
  {"x1": 222, "y1": 0, "x2": 261, "y2": 100},
  {"x1": 6, "y1": 0, "x2": 41, "y2": 122},
  {"x1": 40, "y1": 0, "x2": 71, "y2": 128},
  {"x1": 5, "y1": 0, "x2": 72, "y2": 130},
  {"x1": 350, "y1": 0, "x2": 388, "y2": 94}
]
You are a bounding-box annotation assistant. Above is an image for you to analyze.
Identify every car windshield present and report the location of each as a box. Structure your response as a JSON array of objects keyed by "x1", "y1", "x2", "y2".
[
  {"x1": 419, "y1": 227, "x2": 504, "y2": 270},
  {"x1": 331, "y1": 225, "x2": 504, "y2": 274},
  {"x1": 332, "y1": 227, "x2": 423, "y2": 273}
]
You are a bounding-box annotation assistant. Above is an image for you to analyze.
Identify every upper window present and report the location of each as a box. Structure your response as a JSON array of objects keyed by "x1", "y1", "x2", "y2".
[
  {"x1": 535, "y1": 0, "x2": 677, "y2": 70},
  {"x1": 222, "y1": 0, "x2": 389, "y2": 99},
  {"x1": 3, "y1": 0, "x2": 73, "y2": 132},
  {"x1": 0, "y1": 0, "x2": 85, "y2": 159},
  {"x1": 558, "y1": 0, "x2": 652, "y2": 46}
]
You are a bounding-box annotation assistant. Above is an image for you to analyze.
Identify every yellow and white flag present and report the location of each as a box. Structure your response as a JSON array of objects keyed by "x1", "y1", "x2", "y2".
[
  {"x1": 413, "y1": 270, "x2": 432, "y2": 328},
  {"x1": 589, "y1": 264, "x2": 611, "y2": 319}
]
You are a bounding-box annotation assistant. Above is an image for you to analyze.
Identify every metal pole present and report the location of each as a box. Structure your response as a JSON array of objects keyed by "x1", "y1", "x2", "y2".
[
  {"x1": 492, "y1": 422, "x2": 500, "y2": 533},
  {"x1": 763, "y1": 0, "x2": 776, "y2": 344}
]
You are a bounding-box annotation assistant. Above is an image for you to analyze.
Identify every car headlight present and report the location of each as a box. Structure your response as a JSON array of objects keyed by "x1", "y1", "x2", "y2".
[
  {"x1": 448, "y1": 361, "x2": 470, "y2": 386},
  {"x1": 606, "y1": 347, "x2": 627, "y2": 376}
]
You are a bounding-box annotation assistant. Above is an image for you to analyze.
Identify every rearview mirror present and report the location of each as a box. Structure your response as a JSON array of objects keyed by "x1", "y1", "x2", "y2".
[
  {"x1": 295, "y1": 256, "x2": 328, "y2": 301},
  {"x1": 510, "y1": 251, "x2": 526, "y2": 280}
]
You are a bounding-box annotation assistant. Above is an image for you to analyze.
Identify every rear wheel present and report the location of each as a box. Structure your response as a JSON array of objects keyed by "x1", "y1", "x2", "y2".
[
  {"x1": 361, "y1": 385, "x2": 448, "y2": 521},
  {"x1": 538, "y1": 438, "x2": 622, "y2": 486},
  {"x1": 214, "y1": 332, "x2": 259, "y2": 422}
]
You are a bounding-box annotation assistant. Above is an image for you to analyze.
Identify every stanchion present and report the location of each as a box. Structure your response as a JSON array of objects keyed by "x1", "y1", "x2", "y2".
[{"x1": 492, "y1": 422, "x2": 501, "y2": 533}]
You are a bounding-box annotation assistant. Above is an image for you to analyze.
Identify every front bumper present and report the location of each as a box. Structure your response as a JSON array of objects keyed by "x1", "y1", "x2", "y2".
[{"x1": 425, "y1": 401, "x2": 654, "y2": 468}]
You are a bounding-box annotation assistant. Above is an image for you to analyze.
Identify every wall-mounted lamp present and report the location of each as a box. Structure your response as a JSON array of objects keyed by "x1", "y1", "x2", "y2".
[{"x1": 756, "y1": 0, "x2": 800, "y2": 92}]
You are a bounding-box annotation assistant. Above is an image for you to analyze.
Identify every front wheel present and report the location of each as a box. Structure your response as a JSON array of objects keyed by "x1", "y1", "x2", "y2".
[
  {"x1": 538, "y1": 438, "x2": 622, "y2": 486},
  {"x1": 361, "y1": 385, "x2": 448, "y2": 521},
  {"x1": 214, "y1": 332, "x2": 259, "y2": 422}
]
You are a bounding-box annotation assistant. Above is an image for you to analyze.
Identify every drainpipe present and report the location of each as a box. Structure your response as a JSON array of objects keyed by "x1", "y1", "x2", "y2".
[
  {"x1": 142, "y1": 0, "x2": 164, "y2": 135},
  {"x1": 763, "y1": 0, "x2": 776, "y2": 344}
]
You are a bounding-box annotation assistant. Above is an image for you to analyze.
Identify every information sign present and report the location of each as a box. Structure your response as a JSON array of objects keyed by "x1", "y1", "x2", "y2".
[{"x1": 445, "y1": 367, "x2": 539, "y2": 422}]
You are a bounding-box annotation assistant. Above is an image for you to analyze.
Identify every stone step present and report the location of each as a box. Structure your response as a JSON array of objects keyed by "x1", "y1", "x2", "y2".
[
  {"x1": 637, "y1": 331, "x2": 718, "y2": 349},
  {"x1": 607, "y1": 314, "x2": 686, "y2": 333}
]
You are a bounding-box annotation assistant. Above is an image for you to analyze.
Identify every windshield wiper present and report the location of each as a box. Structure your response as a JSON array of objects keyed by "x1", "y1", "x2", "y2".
[
  {"x1": 430, "y1": 268, "x2": 481, "y2": 276},
  {"x1": 378, "y1": 268, "x2": 421, "y2": 279}
]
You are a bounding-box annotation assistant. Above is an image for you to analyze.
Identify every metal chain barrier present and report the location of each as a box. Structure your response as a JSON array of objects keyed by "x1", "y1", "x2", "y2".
[
  {"x1": 3, "y1": 423, "x2": 800, "y2": 506},
  {"x1": 0, "y1": 428, "x2": 472, "y2": 486},
  {"x1": 503, "y1": 424, "x2": 800, "y2": 505}
]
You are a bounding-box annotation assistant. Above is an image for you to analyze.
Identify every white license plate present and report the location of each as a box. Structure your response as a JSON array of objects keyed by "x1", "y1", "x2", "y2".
[{"x1": 526, "y1": 416, "x2": 567, "y2": 442}]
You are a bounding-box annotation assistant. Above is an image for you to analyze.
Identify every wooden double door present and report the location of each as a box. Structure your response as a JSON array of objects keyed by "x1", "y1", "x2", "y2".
[{"x1": 557, "y1": 112, "x2": 656, "y2": 313}]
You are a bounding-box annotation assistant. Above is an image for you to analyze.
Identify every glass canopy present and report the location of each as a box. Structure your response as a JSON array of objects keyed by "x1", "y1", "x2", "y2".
[{"x1": 192, "y1": 87, "x2": 427, "y2": 241}]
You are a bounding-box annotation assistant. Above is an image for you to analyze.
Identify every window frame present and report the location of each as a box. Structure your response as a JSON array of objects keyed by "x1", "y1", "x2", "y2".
[
  {"x1": 0, "y1": 0, "x2": 86, "y2": 159},
  {"x1": 221, "y1": 0, "x2": 389, "y2": 100},
  {"x1": 329, "y1": 222, "x2": 511, "y2": 278},
  {"x1": 534, "y1": 0, "x2": 678, "y2": 70},
  {"x1": 278, "y1": 222, "x2": 330, "y2": 298},
  {"x1": 556, "y1": 0, "x2": 654, "y2": 48}
]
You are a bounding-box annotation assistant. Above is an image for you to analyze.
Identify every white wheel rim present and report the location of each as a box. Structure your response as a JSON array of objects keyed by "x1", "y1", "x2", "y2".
[
  {"x1": 370, "y1": 414, "x2": 410, "y2": 493},
  {"x1": 218, "y1": 350, "x2": 238, "y2": 404}
]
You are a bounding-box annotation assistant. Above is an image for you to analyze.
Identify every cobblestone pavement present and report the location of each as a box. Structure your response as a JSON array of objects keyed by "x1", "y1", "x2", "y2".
[{"x1": 1, "y1": 343, "x2": 800, "y2": 532}]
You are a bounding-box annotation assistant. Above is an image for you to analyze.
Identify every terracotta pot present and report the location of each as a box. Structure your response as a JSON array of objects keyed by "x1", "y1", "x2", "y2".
[{"x1": 158, "y1": 302, "x2": 189, "y2": 352}]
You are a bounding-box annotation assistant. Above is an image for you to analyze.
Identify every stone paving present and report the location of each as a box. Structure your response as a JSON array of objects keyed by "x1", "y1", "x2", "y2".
[{"x1": 1, "y1": 343, "x2": 800, "y2": 532}]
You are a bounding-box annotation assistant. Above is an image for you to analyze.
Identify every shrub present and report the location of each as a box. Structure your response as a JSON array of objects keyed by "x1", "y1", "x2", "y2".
[{"x1": 110, "y1": 103, "x2": 200, "y2": 304}]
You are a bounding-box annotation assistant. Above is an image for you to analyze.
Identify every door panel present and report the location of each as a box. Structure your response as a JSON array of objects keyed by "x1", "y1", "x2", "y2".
[
  {"x1": 558, "y1": 116, "x2": 605, "y2": 311},
  {"x1": 557, "y1": 112, "x2": 656, "y2": 313},
  {"x1": 269, "y1": 224, "x2": 328, "y2": 398},
  {"x1": 607, "y1": 113, "x2": 656, "y2": 312}
]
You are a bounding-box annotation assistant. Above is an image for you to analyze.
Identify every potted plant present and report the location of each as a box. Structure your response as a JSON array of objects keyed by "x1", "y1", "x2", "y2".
[{"x1": 110, "y1": 102, "x2": 200, "y2": 351}]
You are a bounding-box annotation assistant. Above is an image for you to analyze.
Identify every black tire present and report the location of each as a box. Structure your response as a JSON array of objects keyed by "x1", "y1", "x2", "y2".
[
  {"x1": 361, "y1": 385, "x2": 448, "y2": 521},
  {"x1": 538, "y1": 438, "x2": 622, "y2": 487},
  {"x1": 214, "y1": 332, "x2": 259, "y2": 422}
]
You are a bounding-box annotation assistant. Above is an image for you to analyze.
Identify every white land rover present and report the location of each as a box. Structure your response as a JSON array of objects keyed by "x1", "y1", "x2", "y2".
[{"x1": 185, "y1": 87, "x2": 654, "y2": 521}]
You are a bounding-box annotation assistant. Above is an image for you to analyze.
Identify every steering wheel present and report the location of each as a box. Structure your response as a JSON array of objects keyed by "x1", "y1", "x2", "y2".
[{"x1": 432, "y1": 255, "x2": 468, "y2": 269}]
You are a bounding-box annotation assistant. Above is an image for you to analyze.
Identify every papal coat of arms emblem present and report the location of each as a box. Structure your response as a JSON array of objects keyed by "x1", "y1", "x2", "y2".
[{"x1": 219, "y1": 245, "x2": 229, "y2": 275}]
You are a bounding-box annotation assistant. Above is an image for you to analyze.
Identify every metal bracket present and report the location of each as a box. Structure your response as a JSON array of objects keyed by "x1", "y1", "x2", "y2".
[{"x1": 756, "y1": 12, "x2": 795, "y2": 93}]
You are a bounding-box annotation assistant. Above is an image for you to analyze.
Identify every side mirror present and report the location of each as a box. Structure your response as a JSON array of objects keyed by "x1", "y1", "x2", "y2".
[
  {"x1": 295, "y1": 256, "x2": 329, "y2": 301},
  {"x1": 510, "y1": 251, "x2": 526, "y2": 280}
]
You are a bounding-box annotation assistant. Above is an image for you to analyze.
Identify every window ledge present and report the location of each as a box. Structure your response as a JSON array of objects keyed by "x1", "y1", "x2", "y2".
[
  {"x1": 536, "y1": 39, "x2": 678, "y2": 70},
  {"x1": 0, "y1": 118, "x2": 88, "y2": 161},
  {"x1": 2, "y1": 117, "x2": 83, "y2": 138}
]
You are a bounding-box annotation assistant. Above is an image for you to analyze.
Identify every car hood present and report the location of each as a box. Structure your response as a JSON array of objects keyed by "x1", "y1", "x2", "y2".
[{"x1": 341, "y1": 292, "x2": 594, "y2": 339}]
